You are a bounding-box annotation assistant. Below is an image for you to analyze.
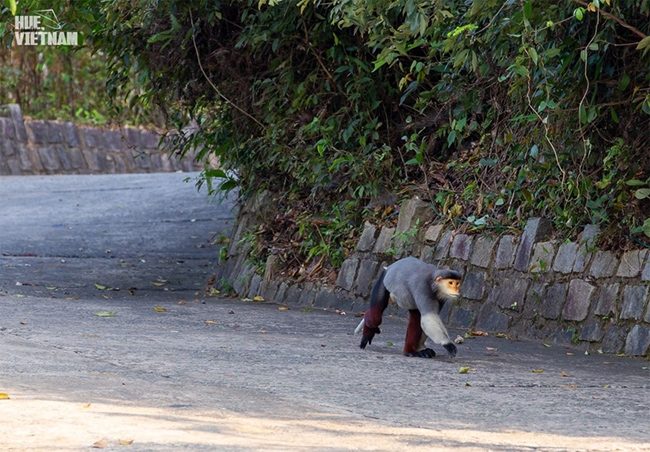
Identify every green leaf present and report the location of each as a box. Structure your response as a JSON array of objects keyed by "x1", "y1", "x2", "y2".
[
  {"x1": 636, "y1": 36, "x2": 650, "y2": 51},
  {"x1": 94, "y1": 311, "x2": 117, "y2": 317},
  {"x1": 643, "y1": 219, "x2": 650, "y2": 238},
  {"x1": 634, "y1": 188, "x2": 650, "y2": 200},
  {"x1": 626, "y1": 180, "x2": 646, "y2": 186},
  {"x1": 8, "y1": 0, "x2": 16, "y2": 15}
]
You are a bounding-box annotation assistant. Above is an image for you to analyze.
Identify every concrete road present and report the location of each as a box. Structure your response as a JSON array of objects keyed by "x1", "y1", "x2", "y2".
[{"x1": 0, "y1": 173, "x2": 649, "y2": 452}]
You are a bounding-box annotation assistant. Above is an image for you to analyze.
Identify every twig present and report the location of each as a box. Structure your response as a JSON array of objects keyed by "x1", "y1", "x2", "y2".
[
  {"x1": 572, "y1": 0, "x2": 647, "y2": 39},
  {"x1": 189, "y1": 11, "x2": 265, "y2": 129}
]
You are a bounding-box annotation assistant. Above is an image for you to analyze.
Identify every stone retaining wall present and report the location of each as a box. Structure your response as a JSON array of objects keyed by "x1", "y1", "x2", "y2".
[
  {"x1": 219, "y1": 194, "x2": 650, "y2": 357},
  {"x1": 0, "y1": 104, "x2": 201, "y2": 175}
]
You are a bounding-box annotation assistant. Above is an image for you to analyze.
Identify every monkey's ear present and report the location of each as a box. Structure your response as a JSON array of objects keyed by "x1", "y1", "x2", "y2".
[{"x1": 435, "y1": 276, "x2": 443, "y2": 283}]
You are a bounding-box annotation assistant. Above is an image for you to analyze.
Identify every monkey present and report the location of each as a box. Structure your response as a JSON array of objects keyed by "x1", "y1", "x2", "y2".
[{"x1": 354, "y1": 256, "x2": 461, "y2": 358}]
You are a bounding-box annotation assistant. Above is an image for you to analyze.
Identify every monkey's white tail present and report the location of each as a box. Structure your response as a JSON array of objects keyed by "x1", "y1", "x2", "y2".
[{"x1": 354, "y1": 318, "x2": 365, "y2": 335}]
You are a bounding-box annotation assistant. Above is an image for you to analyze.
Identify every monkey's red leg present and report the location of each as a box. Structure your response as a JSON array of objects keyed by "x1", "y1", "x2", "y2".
[
  {"x1": 360, "y1": 268, "x2": 390, "y2": 349},
  {"x1": 404, "y1": 309, "x2": 436, "y2": 358}
]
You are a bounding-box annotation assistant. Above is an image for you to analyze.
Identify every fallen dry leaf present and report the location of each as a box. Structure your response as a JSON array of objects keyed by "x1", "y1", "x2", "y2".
[
  {"x1": 178, "y1": 300, "x2": 186, "y2": 305},
  {"x1": 82, "y1": 403, "x2": 91, "y2": 409},
  {"x1": 204, "y1": 320, "x2": 216, "y2": 325},
  {"x1": 92, "y1": 439, "x2": 107, "y2": 449},
  {"x1": 119, "y1": 439, "x2": 134, "y2": 446},
  {"x1": 0, "y1": 393, "x2": 10, "y2": 400},
  {"x1": 542, "y1": 343, "x2": 552, "y2": 348},
  {"x1": 561, "y1": 371, "x2": 570, "y2": 377},
  {"x1": 486, "y1": 347, "x2": 498, "y2": 351},
  {"x1": 469, "y1": 330, "x2": 489, "y2": 337},
  {"x1": 153, "y1": 306, "x2": 167, "y2": 312},
  {"x1": 459, "y1": 366, "x2": 470, "y2": 374},
  {"x1": 355, "y1": 311, "x2": 365, "y2": 317},
  {"x1": 258, "y1": 329, "x2": 267, "y2": 333},
  {"x1": 563, "y1": 385, "x2": 579, "y2": 388},
  {"x1": 532, "y1": 369, "x2": 545, "y2": 373},
  {"x1": 253, "y1": 296, "x2": 265, "y2": 302},
  {"x1": 454, "y1": 335, "x2": 465, "y2": 344},
  {"x1": 240, "y1": 297, "x2": 253, "y2": 302},
  {"x1": 278, "y1": 305, "x2": 290, "y2": 311}
]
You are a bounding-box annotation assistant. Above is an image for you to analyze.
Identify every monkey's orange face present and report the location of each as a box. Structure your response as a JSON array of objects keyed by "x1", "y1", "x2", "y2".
[{"x1": 441, "y1": 278, "x2": 461, "y2": 298}]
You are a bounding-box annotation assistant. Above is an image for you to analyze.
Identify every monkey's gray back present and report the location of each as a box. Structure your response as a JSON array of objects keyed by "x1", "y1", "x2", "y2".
[{"x1": 383, "y1": 257, "x2": 439, "y2": 314}]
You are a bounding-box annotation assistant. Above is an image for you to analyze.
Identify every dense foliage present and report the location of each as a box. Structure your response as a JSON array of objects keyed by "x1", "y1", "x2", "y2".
[{"x1": 3, "y1": 0, "x2": 650, "y2": 273}]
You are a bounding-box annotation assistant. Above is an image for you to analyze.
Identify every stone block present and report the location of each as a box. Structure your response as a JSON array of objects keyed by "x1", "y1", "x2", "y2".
[
  {"x1": 541, "y1": 283, "x2": 568, "y2": 320},
  {"x1": 151, "y1": 153, "x2": 163, "y2": 171},
  {"x1": 529, "y1": 241, "x2": 556, "y2": 273},
  {"x1": 1, "y1": 139, "x2": 15, "y2": 156},
  {"x1": 641, "y1": 257, "x2": 650, "y2": 281},
  {"x1": 449, "y1": 306, "x2": 475, "y2": 328},
  {"x1": 7, "y1": 104, "x2": 27, "y2": 142},
  {"x1": 419, "y1": 245, "x2": 435, "y2": 262},
  {"x1": 135, "y1": 152, "x2": 152, "y2": 169},
  {"x1": 594, "y1": 283, "x2": 620, "y2": 317},
  {"x1": 524, "y1": 283, "x2": 546, "y2": 320},
  {"x1": 284, "y1": 284, "x2": 302, "y2": 305},
  {"x1": 298, "y1": 283, "x2": 317, "y2": 306},
  {"x1": 620, "y1": 285, "x2": 649, "y2": 320},
  {"x1": 104, "y1": 129, "x2": 124, "y2": 151},
  {"x1": 424, "y1": 224, "x2": 443, "y2": 243},
  {"x1": 579, "y1": 322, "x2": 605, "y2": 342},
  {"x1": 470, "y1": 236, "x2": 496, "y2": 268},
  {"x1": 493, "y1": 277, "x2": 529, "y2": 311},
  {"x1": 396, "y1": 198, "x2": 434, "y2": 234},
  {"x1": 553, "y1": 241, "x2": 578, "y2": 274},
  {"x1": 275, "y1": 282, "x2": 288, "y2": 303},
  {"x1": 356, "y1": 222, "x2": 378, "y2": 252},
  {"x1": 82, "y1": 126, "x2": 104, "y2": 149},
  {"x1": 616, "y1": 250, "x2": 648, "y2": 277},
  {"x1": 573, "y1": 224, "x2": 599, "y2": 272},
  {"x1": 602, "y1": 326, "x2": 627, "y2": 354},
  {"x1": 449, "y1": 234, "x2": 472, "y2": 260},
  {"x1": 55, "y1": 144, "x2": 74, "y2": 171},
  {"x1": 588, "y1": 251, "x2": 618, "y2": 278},
  {"x1": 475, "y1": 303, "x2": 510, "y2": 333},
  {"x1": 261, "y1": 280, "x2": 279, "y2": 302},
  {"x1": 314, "y1": 288, "x2": 351, "y2": 311},
  {"x1": 37, "y1": 146, "x2": 61, "y2": 171},
  {"x1": 461, "y1": 271, "x2": 485, "y2": 300},
  {"x1": 625, "y1": 325, "x2": 650, "y2": 357},
  {"x1": 141, "y1": 130, "x2": 161, "y2": 149},
  {"x1": 0, "y1": 117, "x2": 15, "y2": 139},
  {"x1": 336, "y1": 258, "x2": 359, "y2": 291},
  {"x1": 514, "y1": 218, "x2": 553, "y2": 272},
  {"x1": 6, "y1": 157, "x2": 20, "y2": 175},
  {"x1": 354, "y1": 259, "x2": 379, "y2": 297},
  {"x1": 434, "y1": 230, "x2": 454, "y2": 260},
  {"x1": 82, "y1": 149, "x2": 106, "y2": 173},
  {"x1": 25, "y1": 120, "x2": 48, "y2": 143},
  {"x1": 495, "y1": 235, "x2": 517, "y2": 269},
  {"x1": 16, "y1": 143, "x2": 38, "y2": 172},
  {"x1": 63, "y1": 122, "x2": 79, "y2": 147},
  {"x1": 247, "y1": 274, "x2": 262, "y2": 299},
  {"x1": 46, "y1": 121, "x2": 64, "y2": 143},
  {"x1": 562, "y1": 279, "x2": 595, "y2": 321},
  {"x1": 122, "y1": 127, "x2": 141, "y2": 149},
  {"x1": 372, "y1": 226, "x2": 394, "y2": 254}
]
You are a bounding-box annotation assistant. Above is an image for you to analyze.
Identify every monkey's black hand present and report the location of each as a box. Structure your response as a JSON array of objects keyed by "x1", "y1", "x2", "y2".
[
  {"x1": 443, "y1": 343, "x2": 457, "y2": 358},
  {"x1": 359, "y1": 326, "x2": 380, "y2": 349},
  {"x1": 405, "y1": 348, "x2": 436, "y2": 358}
]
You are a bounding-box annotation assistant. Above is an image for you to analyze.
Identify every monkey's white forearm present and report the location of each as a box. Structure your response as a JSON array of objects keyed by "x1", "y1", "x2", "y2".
[{"x1": 420, "y1": 312, "x2": 452, "y2": 345}]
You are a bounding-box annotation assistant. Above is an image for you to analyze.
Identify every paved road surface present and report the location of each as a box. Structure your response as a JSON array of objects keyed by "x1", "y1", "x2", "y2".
[{"x1": 0, "y1": 173, "x2": 649, "y2": 451}]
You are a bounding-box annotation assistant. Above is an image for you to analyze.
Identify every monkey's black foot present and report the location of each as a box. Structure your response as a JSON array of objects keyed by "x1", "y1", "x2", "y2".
[
  {"x1": 443, "y1": 343, "x2": 458, "y2": 358},
  {"x1": 359, "y1": 327, "x2": 380, "y2": 349},
  {"x1": 405, "y1": 348, "x2": 436, "y2": 358}
]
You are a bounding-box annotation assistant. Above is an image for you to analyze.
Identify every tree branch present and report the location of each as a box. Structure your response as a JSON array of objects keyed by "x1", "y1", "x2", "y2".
[{"x1": 572, "y1": 0, "x2": 647, "y2": 39}]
